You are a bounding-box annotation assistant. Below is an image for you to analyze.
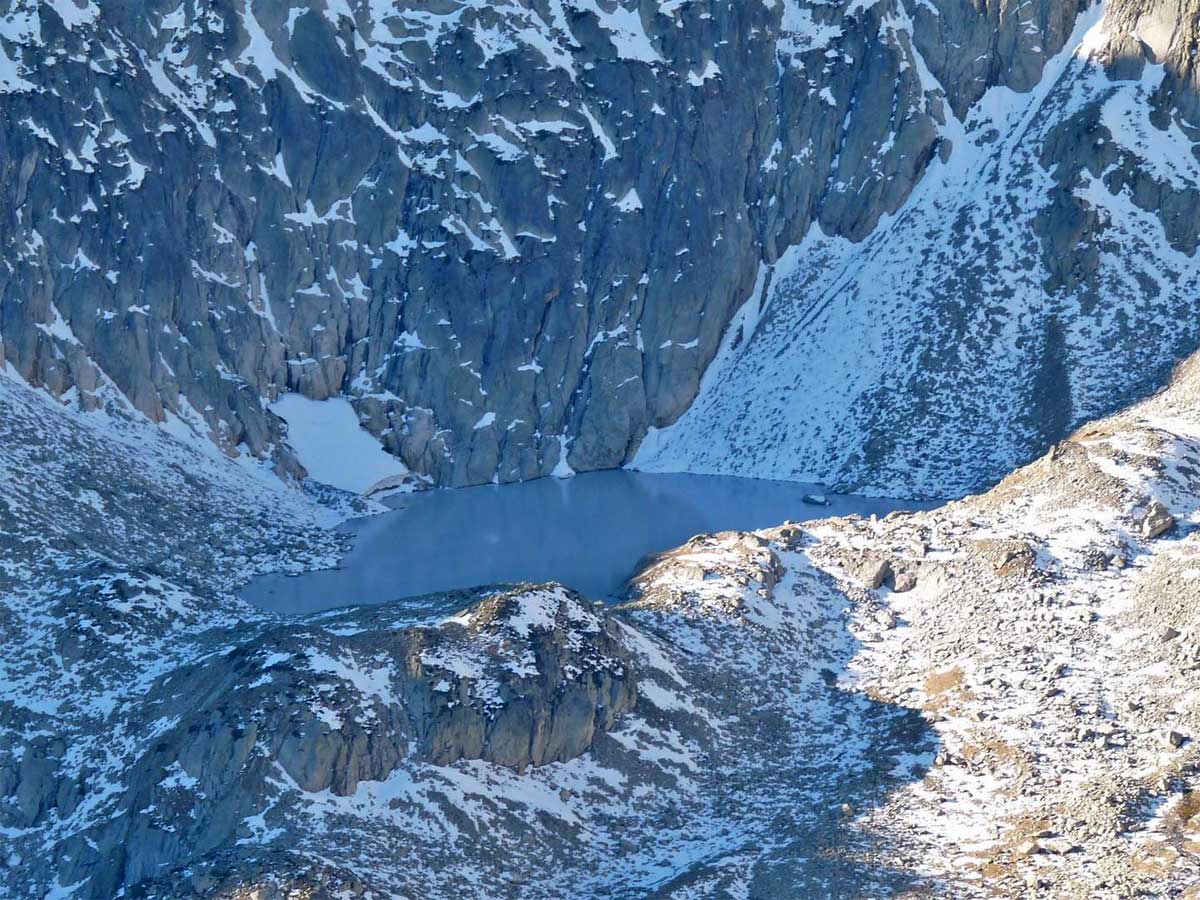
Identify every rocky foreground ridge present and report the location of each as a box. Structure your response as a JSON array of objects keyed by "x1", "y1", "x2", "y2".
[
  {"x1": 5, "y1": 344, "x2": 1200, "y2": 896},
  {"x1": 1, "y1": 0, "x2": 1198, "y2": 496}
]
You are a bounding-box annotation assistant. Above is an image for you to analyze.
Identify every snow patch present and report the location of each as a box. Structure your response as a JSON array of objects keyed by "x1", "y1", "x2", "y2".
[{"x1": 270, "y1": 394, "x2": 408, "y2": 494}]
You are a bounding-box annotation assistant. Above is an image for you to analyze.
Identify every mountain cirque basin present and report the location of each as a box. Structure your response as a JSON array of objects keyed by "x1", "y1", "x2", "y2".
[
  {"x1": 240, "y1": 470, "x2": 936, "y2": 615},
  {"x1": 2, "y1": 0, "x2": 1200, "y2": 895}
]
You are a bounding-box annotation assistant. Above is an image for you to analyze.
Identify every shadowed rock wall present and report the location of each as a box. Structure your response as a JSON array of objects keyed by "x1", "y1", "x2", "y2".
[{"x1": 0, "y1": 0, "x2": 1090, "y2": 487}]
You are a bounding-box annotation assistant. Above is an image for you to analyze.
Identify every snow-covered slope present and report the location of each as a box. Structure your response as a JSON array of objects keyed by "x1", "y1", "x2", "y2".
[{"x1": 637, "y1": 0, "x2": 1200, "y2": 497}]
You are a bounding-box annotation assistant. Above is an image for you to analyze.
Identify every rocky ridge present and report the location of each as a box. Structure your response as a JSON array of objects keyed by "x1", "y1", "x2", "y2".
[
  {"x1": 639, "y1": 0, "x2": 1200, "y2": 496},
  {"x1": 627, "y1": 351, "x2": 1200, "y2": 897}
]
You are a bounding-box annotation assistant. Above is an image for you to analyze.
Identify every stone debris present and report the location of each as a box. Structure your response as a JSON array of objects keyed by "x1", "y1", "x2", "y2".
[
  {"x1": 855, "y1": 556, "x2": 893, "y2": 590},
  {"x1": 1141, "y1": 502, "x2": 1177, "y2": 540}
]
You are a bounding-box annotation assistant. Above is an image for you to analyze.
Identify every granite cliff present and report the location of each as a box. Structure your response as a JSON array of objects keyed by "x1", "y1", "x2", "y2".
[{"x1": 4, "y1": 0, "x2": 1194, "y2": 493}]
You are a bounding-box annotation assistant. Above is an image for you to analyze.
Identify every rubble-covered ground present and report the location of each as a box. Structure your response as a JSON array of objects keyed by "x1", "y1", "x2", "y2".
[
  {"x1": 625, "y1": 341, "x2": 1200, "y2": 898},
  {"x1": 5, "y1": 350, "x2": 1200, "y2": 898}
]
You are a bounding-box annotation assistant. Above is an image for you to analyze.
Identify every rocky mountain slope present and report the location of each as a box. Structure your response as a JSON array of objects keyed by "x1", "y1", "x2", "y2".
[
  {"x1": 638, "y1": 0, "x2": 1200, "y2": 496},
  {"x1": 3, "y1": 0, "x2": 1196, "y2": 495},
  {"x1": 5, "y1": 344, "x2": 1200, "y2": 898}
]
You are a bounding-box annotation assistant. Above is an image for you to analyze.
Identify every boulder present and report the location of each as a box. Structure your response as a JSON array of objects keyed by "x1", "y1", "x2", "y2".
[
  {"x1": 855, "y1": 557, "x2": 893, "y2": 590},
  {"x1": 1140, "y1": 502, "x2": 1176, "y2": 540}
]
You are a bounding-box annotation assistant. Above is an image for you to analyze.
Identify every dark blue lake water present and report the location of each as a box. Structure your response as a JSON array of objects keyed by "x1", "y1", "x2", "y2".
[{"x1": 241, "y1": 470, "x2": 934, "y2": 615}]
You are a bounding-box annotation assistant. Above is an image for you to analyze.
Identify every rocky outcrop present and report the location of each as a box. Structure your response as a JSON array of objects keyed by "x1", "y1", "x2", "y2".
[
  {"x1": 21, "y1": 583, "x2": 635, "y2": 897},
  {"x1": 0, "y1": 384, "x2": 641, "y2": 897},
  {"x1": 414, "y1": 587, "x2": 636, "y2": 767},
  {"x1": 625, "y1": 530, "x2": 789, "y2": 625},
  {"x1": 2, "y1": 0, "x2": 1177, "y2": 494},
  {"x1": 132, "y1": 851, "x2": 376, "y2": 900}
]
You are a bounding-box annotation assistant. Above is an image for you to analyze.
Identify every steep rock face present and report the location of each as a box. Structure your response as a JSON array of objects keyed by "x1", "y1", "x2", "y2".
[
  {"x1": 4, "y1": 582, "x2": 635, "y2": 897},
  {"x1": 0, "y1": 0, "x2": 1082, "y2": 488},
  {"x1": 637, "y1": 0, "x2": 1200, "y2": 496},
  {"x1": 414, "y1": 587, "x2": 636, "y2": 767}
]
